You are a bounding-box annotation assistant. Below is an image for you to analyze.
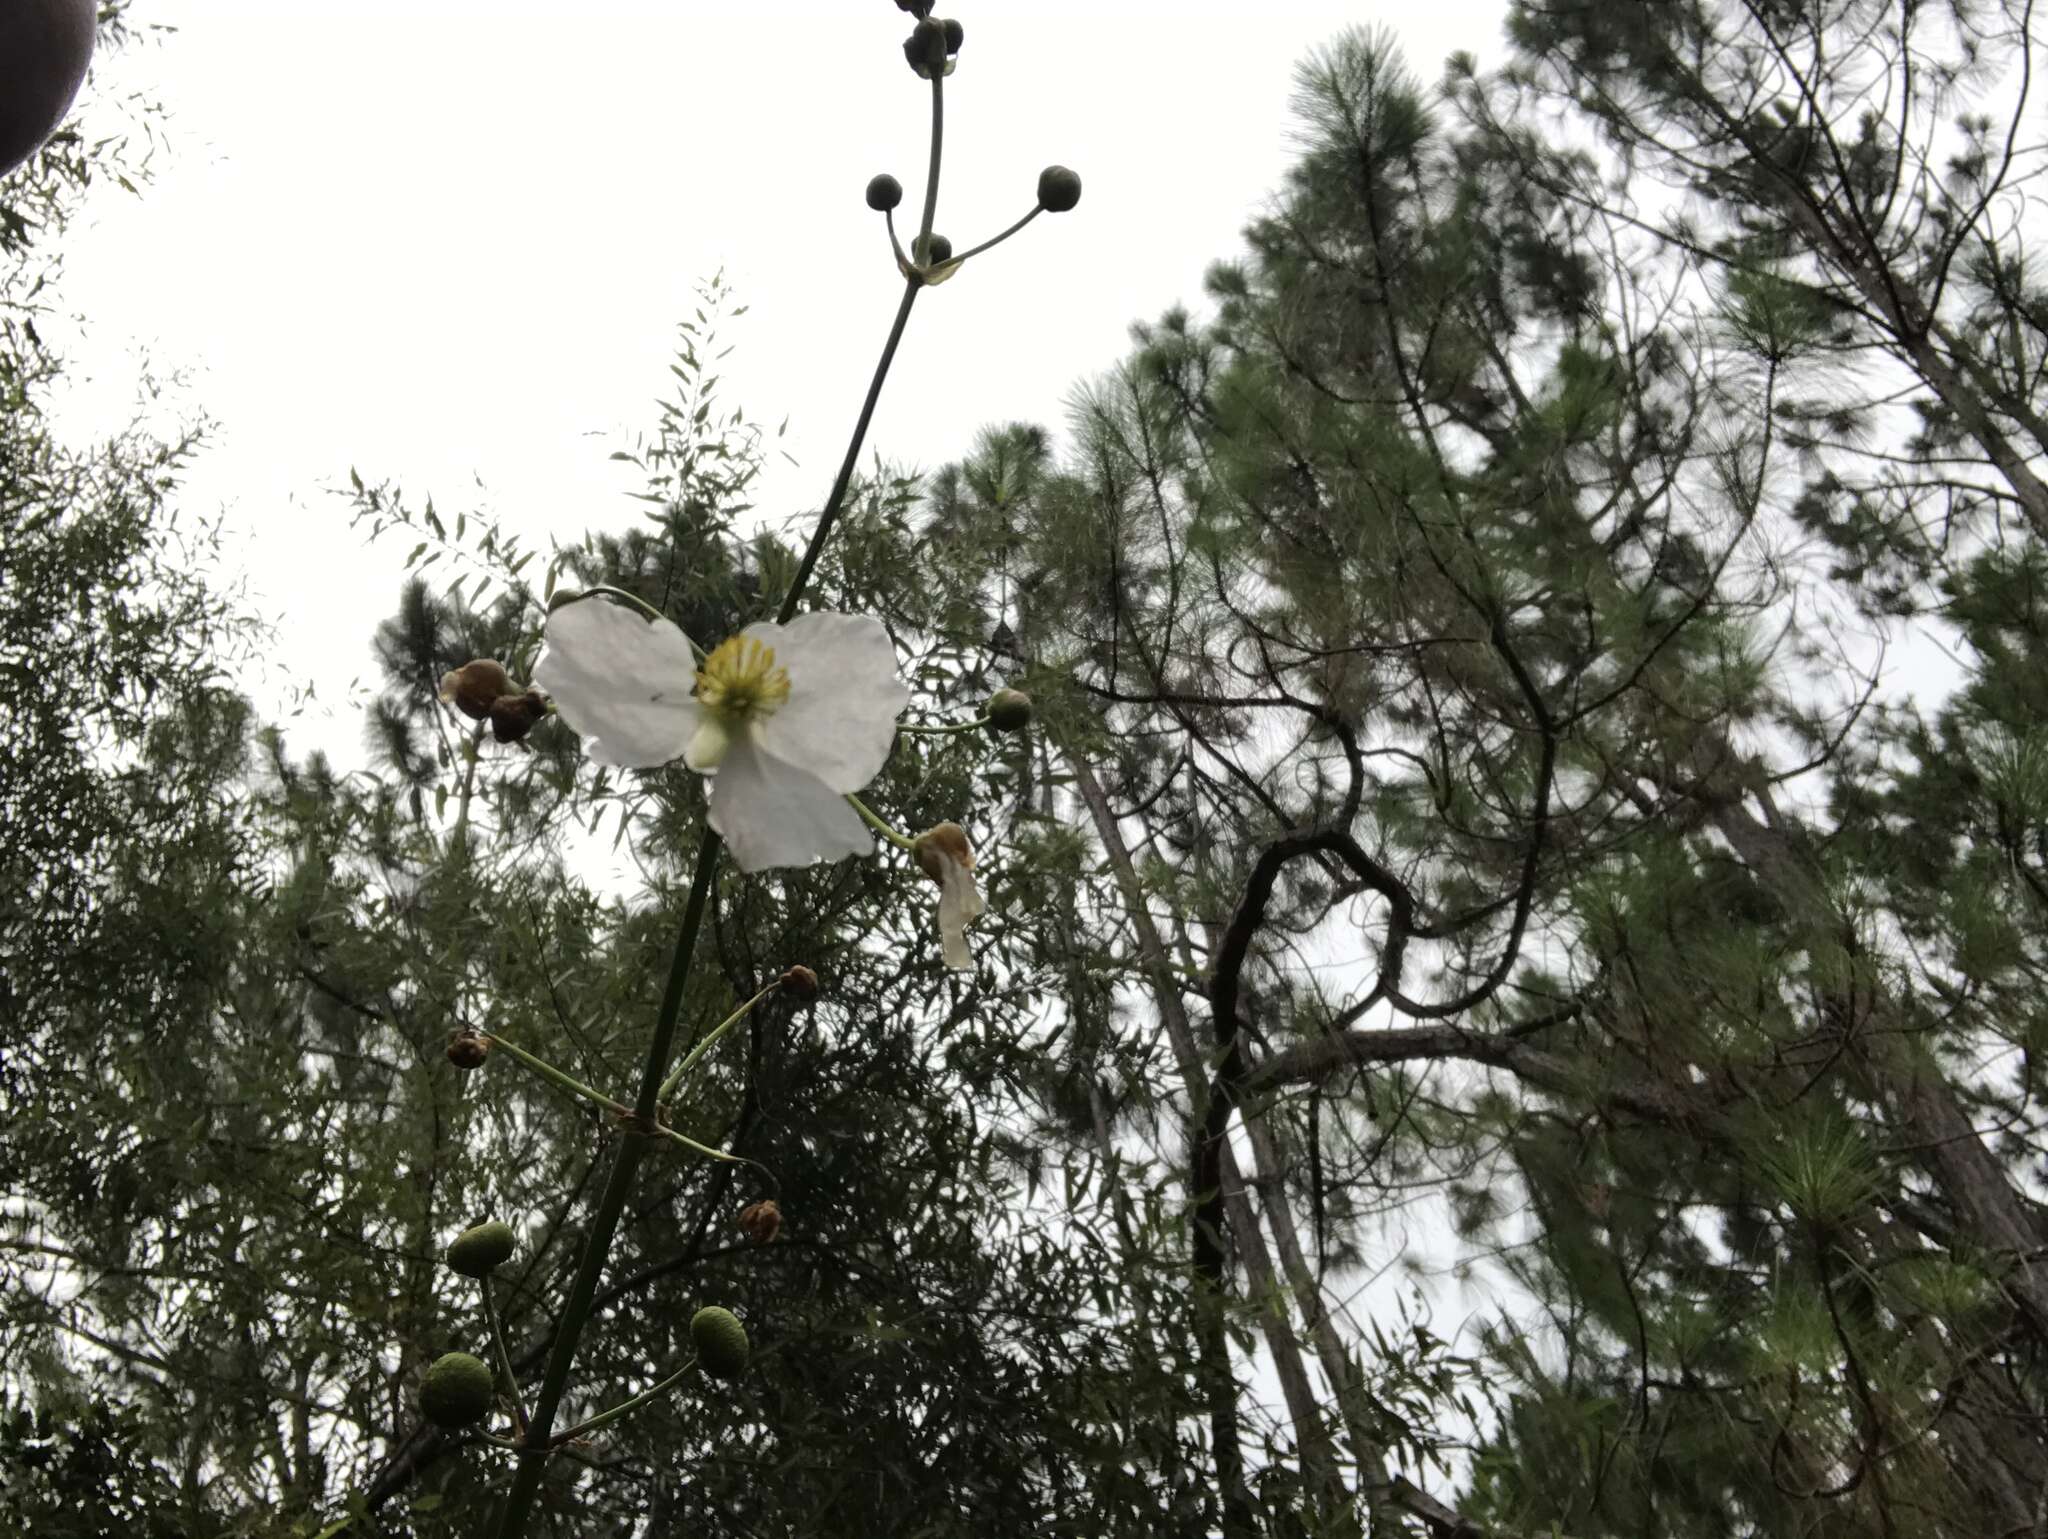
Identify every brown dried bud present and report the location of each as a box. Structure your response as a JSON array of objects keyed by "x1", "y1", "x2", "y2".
[
  {"x1": 489, "y1": 688, "x2": 549, "y2": 743},
  {"x1": 438, "y1": 659, "x2": 513, "y2": 721},
  {"x1": 737, "y1": 1199, "x2": 783, "y2": 1246},
  {"x1": 913, "y1": 821, "x2": 973, "y2": 887},
  {"x1": 780, "y1": 964, "x2": 821, "y2": 1001},
  {"x1": 447, "y1": 1031, "x2": 492, "y2": 1070}
]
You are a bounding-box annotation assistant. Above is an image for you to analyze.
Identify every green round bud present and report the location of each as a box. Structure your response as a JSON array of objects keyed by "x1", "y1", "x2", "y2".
[
  {"x1": 913, "y1": 232, "x2": 953, "y2": 265},
  {"x1": 987, "y1": 688, "x2": 1033, "y2": 733},
  {"x1": 691, "y1": 1306, "x2": 751, "y2": 1381},
  {"x1": 419, "y1": 1353, "x2": 494, "y2": 1429},
  {"x1": 866, "y1": 173, "x2": 904, "y2": 212},
  {"x1": 942, "y1": 18, "x2": 964, "y2": 53},
  {"x1": 446, "y1": 1220, "x2": 517, "y2": 1279},
  {"x1": 1037, "y1": 165, "x2": 1083, "y2": 214}
]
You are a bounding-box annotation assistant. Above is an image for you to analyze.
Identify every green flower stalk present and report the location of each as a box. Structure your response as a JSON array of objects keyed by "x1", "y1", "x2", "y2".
[
  {"x1": 656, "y1": 979, "x2": 784, "y2": 1105},
  {"x1": 550, "y1": 1356, "x2": 701, "y2": 1446}
]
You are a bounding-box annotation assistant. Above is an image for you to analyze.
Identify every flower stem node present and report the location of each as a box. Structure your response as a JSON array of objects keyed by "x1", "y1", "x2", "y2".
[
  {"x1": 780, "y1": 963, "x2": 821, "y2": 1001},
  {"x1": 737, "y1": 1199, "x2": 783, "y2": 1246},
  {"x1": 912, "y1": 233, "x2": 953, "y2": 266},
  {"x1": 447, "y1": 1030, "x2": 492, "y2": 1070},
  {"x1": 419, "y1": 1353, "x2": 495, "y2": 1429},
  {"x1": 439, "y1": 660, "x2": 514, "y2": 721},
  {"x1": 913, "y1": 822, "x2": 987, "y2": 972},
  {"x1": 903, "y1": 18, "x2": 951, "y2": 77},
  {"x1": 690, "y1": 1306, "x2": 751, "y2": 1381},
  {"x1": 447, "y1": 1220, "x2": 518, "y2": 1279},
  {"x1": 1037, "y1": 165, "x2": 1082, "y2": 214},
  {"x1": 866, "y1": 172, "x2": 904, "y2": 212},
  {"x1": 489, "y1": 689, "x2": 549, "y2": 744},
  {"x1": 986, "y1": 688, "x2": 1033, "y2": 733}
]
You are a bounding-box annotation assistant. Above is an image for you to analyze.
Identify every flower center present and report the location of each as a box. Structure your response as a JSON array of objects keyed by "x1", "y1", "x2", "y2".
[{"x1": 695, "y1": 635, "x2": 791, "y2": 722}]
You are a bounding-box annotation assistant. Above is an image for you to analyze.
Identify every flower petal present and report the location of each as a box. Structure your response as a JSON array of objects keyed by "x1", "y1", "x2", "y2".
[
  {"x1": 708, "y1": 732, "x2": 875, "y2": 872},
  {"x1": 936, "y1": 857, "x2": 984, "y2": 971},
  {"x1": 743, "y1": 613, "x2": 909, "y2": 793},
  {"x1": 533, "y1": 598, "x2": 702, "y2": 769}
]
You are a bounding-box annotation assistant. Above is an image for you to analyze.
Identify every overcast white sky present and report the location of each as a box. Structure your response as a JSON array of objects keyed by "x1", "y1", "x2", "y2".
[{"x1": 41, "y1": 0, "x2": 1510, "y2": 758}]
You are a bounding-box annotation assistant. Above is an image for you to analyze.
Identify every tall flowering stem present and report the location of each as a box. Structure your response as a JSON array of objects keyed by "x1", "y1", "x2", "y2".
[
  {"x1": 492, "y1": 844, "x2": 722, "y2": 1535},
  {"x1": 489, "y1": 44, "x2": 947, "y2": 1539},
  {"x1": 778, "y1": 279, "x2": 922, "y2": 625},
  {"x1": 916, "y1": 68, "x2": 944, "y2": 259}
]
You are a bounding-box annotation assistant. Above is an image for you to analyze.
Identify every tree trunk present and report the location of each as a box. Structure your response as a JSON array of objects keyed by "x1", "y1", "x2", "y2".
[{"x1": 1064, "y1": 744, "x2": 1352, "y2": 1534}]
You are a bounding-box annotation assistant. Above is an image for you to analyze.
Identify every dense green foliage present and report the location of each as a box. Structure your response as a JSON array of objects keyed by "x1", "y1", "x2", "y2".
[{"x1": 10, "y1": 4, "x2": 2048, "y2": 1538}]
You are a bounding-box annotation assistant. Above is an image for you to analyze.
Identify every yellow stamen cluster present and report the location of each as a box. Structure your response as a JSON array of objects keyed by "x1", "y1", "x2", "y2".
[{"x1": 695, "y1": 636, "x2": 791, "y2": 720}]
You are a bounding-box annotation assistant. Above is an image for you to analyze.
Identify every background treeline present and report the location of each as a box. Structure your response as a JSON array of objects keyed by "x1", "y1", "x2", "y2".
[{"x1": 7, "y1": 4, "x2": 2048, "y2": 1537}]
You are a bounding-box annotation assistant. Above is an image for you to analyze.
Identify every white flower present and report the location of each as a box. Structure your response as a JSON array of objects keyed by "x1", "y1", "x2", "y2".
[
  {"x1": 914, "y1": 822, "x2": 985, "y2": 972},
  {"x1": 532, "y1": 597, "x2": 910, "y2": 873}
]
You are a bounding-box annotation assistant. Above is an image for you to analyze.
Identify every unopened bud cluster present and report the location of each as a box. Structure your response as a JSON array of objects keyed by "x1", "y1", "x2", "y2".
[
  {"x1": 864, "y1": 8, "x2": 1081, "y2": 288},
  {"x1": 903, "y1": 16, "x2": 962, "y2": 77}
]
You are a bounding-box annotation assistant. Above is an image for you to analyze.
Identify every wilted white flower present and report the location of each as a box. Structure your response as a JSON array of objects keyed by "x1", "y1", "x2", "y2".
[
  {"x1": 914, "y1": 822, "x2": 984, "y2": 971},
  {"x1": 533, "y1": 597, "x2": 909, "y2": 872}
]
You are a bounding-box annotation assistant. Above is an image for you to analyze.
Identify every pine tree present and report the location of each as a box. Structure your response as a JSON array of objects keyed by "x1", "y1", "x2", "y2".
[{"x1": 855, "y1": 11, "x2": 2048, "y2": 1535}]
